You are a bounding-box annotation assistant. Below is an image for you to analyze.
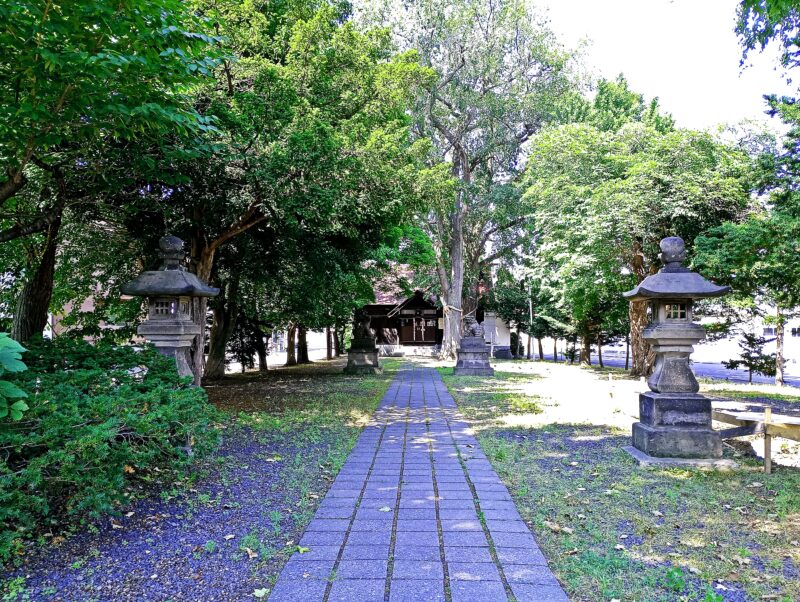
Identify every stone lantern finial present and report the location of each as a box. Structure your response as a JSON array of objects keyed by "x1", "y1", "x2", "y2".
[
  {"x1": 159, "y1": 235, "x2": 185, "y2": 270},
  {"x1": 658, "y1": 236, "x2": 688, "y2": 272}
]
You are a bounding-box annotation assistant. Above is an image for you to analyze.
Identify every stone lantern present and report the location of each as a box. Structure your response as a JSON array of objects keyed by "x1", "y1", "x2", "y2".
[
  {"x1": 454, "y1": 315, "x2": 494, "y2": 376},
  {"x1": 122, "y1": 236, "x2": 219, "y2": 382},
  {"x1": 623, "y1": 236, "x2": 730, "y2": 459}
]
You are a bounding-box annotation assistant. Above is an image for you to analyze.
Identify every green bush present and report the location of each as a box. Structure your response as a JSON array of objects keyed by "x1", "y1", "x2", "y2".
[
  {"x1": 0, "y1": 334, "x2": 28, "y2": 421},
  {"x1": 0, "y1": 337, "x2": 220, "y2": 561}
]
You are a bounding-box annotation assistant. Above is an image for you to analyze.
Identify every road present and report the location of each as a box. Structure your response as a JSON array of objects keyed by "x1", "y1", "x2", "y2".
[{"x1": 535, "y1": 353, "x2": 800, "y2": 388}]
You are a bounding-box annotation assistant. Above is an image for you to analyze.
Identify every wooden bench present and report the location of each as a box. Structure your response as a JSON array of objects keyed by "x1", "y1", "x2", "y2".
[{"x1": 712, "y1": 408, "x2": 800, "y2": 473}]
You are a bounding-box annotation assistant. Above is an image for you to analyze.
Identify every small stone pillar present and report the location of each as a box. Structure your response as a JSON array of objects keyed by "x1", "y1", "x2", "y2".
[
  {"x1": 454, "y1": 316, "x2": 494, "y2": 376},
  {"x1": 121, "y1": 236, "x2": 219, "y2": 383},
  {"x1": 624, "y1": 237, "x2": 729, "y2": 459},
  {"x1": 344, "y1": 309, "x2": 382, "y2": 374}
]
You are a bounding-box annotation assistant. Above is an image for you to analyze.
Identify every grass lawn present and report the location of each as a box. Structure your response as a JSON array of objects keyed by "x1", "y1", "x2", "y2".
[
  {"x1": 437, "y1": 359, "x2": 800, "y2": 602},
  {"x1": 201, "y1": 357, "x2": 402, "y2": 585}
]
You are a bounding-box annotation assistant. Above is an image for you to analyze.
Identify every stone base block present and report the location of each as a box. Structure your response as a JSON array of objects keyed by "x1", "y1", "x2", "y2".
[
  {"x1": 623, "y1": 446, "x2": 737, "y2": 470},
  {"x1": 454, "y1": 344, "x2": 494, "y2": 376},
  {"x1": 632, "y1": 422, "x2": 722, "y2": 459},
  {"x1": 639, "y1": 392, "x2": 712, "y2": 428},
  {"x1": 492, "y1": 346, "x2": 513, "y2": 359},
  {"x1": 344, "y1": 350, "x2": 382, "y2": 375}
]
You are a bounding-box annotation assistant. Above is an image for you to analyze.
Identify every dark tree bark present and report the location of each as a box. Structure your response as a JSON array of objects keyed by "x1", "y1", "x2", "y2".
[
  {"x1": 526, "y1": 333, "x2": 532, "y2": 360},
  {"x1": 204, "y1": 278, "x2": 239, "y2": 380},
  {"x1": 625, "y1": 333, "x2": 630, "y2": 371},
  {"x1": 334, "y1": 323, "x2": 344, "y2": 356},
  {"x1": 553, "y1": 338, "x2": 558, "y2": 362},
  {"x1": 629, "y1": 300, "x2": 650, "y2": 376},
  {"x1": 579, "y1": 333, "x2": 592, "y2": 365},
  {"x1": 297, "y1": 325, "x2": 310, "y2": 364},
  {"x1": 286, "y1": 323, "x2": 297, "y2": 366},
  {"x1": 253, "y1": 327, "x2": 269, "y2": 372},
  {"x1": 597, "y1": 332, "x2": 604, "y2": 368},
  {"x1": 537, "y1": 338, "x2": 544, "y2": 361},
  {"x1": 776, "y1": 306, "x2": 786, "y2": 386},
  {"x1": 326, "y1": 326, "x2": 333, "y2": 360},
  {"x1": 11, "y1": 214, "x2": 62, "y2": 342}
]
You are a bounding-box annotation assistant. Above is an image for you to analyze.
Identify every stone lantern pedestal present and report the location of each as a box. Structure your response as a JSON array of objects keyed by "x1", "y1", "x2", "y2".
[
  {"x1": 344, "y1": 310, "x2": 382, "y2": 375},
  {"x1": 122, "y1": 236, "x2": 219, "y2": 384},
  {"x1": 624, "y1": 237, "x2": 729, "y2": 460},
  {"x1": 454, "y1": 317, "x2": 494, "y2": 376}
]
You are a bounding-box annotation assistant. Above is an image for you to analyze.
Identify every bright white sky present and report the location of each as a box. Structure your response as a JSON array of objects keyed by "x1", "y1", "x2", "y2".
[{"x1": 537, "y1": 0, "x2": 796, "y2": 130}]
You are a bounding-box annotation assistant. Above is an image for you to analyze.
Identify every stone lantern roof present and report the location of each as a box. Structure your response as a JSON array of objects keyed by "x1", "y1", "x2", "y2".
[
  {"x1": 121, "y1": 236, "x2": 219, "y2": 298},
  {"x1": 623, "y1": 237, "x2": 729, "y2": 302}
]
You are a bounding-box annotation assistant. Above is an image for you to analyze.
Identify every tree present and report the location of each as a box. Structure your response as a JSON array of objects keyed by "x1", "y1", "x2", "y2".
[
  {"x1": 723, "y1": 332, "x2": 776, "y2": 383},
  {"x1": 694, "y1": 213, "x2": 800, "y2": 386},
  {"x1": 523, "y1": 116, "x2": 753, "y2": 375},
  {"x1": 0, "y1": 0, "x2": 221, "y2": 342},
  {"x1": 737, "y1": 0, "x2": 800, "y2": 71},
  {"x1": 364, "y1": 0, "x2": 577, "y2": 357},
  {"x1": 30, "y1": 1, "x2": 435, "y2": 383}
]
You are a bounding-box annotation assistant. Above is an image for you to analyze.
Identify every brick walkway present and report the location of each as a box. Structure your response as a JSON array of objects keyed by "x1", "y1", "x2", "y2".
[{"x1": 268, "y1": 366, "x2": 568, "y2": 602}]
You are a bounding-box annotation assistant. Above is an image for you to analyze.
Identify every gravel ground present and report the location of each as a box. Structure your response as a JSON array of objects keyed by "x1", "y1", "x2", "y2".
[
  {"x1": 4, "y1": 424, "x2": 344, "y2": 602},
  {"x1": 2, "y1": 358, "x2": 391, "y2": 602}
]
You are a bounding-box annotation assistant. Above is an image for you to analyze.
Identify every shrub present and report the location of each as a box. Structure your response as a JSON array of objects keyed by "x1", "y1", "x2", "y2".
[
  {"x1": 0, "y1": 334, "x2": 28, "y2": 421},
  {"x1": 0, "y1": 336, "x2": 220, "y2": 561}
]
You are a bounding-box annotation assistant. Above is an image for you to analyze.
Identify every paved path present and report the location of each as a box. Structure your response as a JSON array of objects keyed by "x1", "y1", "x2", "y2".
[{"x1": 268, "y1": 366, "x2": 568, "y2": 602}]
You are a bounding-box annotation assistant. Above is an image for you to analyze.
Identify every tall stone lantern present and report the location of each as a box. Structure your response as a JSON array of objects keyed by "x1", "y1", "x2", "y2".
[
  {"x1": 623, "y1": 237, "x2": 729, "y2": 459},
  {"x1": 122, "y1": 236, "x2": 219, "y2": 383}
]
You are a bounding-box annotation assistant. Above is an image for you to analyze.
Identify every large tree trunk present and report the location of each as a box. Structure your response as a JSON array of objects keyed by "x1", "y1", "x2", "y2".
[
  {"x1": 526, "y1": 333, "x2": 532, "y2": 360},
  {"x1": 334, "y1": 323, "x2": 343, "y2": 356},
  {"x1": 597, "y1": 332, "x2": 604, "y2": 368},
  {"x1": 629, "y1": 300, "x2": 651, "y2": 376},
  {"x1": 326, "y1": 326, "x2": 333, "y2": 360},
  {"x1": 580, "y1": 333, "x2": 592, "y2": 365},
  {"x1": 625, "y1": 333, "x2": 630, "y2": 371},
  {"x1": 437, "y1": 182, "x2": 466, "y2": 359},
  {"x1": 552, "y1": 338, "x2": 558, "y2": 362},
  {"x1": 775, "y1": 306, "x2": 785, "y2": 387},
  {"x1": 286, "y1": 323, "x2": 297, "y2": 366},
  {"x1": 297, "y1": 325, "x2": 310, "y2": 364},
  {"x1": 204, "y1": 278, "x2": 239, "y2": 380},
  {"x1": 440, "y1": 293, "x2": 463, "y2": 359},
  {"x1": 537, "y1": 338, "x2": 544, "y2": 361},
  {"x1": 253, "y1": 327, "x2": 268, "y2": 372},
  {"x1": 12, "y1": 214, "x2": 62, "y2": 342},
  {"x1": 189, "y1": 243, "x2": 217, "y2": 386}
]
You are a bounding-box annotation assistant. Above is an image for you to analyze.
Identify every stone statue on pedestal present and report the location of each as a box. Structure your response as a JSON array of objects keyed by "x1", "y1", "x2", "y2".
[
  {"x1": 344, "y1": 309, "x2": 382, "y2": 374},
  {"x1": 454, "y1": 316, "x2": 494, "y2": 376}
]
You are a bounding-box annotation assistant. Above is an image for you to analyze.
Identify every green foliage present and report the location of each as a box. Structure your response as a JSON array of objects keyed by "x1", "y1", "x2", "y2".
[
  {"x1": 722, "y1": 332, "x2": 777, "y2": 380},
  {"x1": 737, "y1": 0, "x2": 800, "y2": 70},
  {"x1": 0, "y1": 0, "x2": 221, "y2": 178},
  {"x1": 0, "y1": 335, "x2": 28, "y2": 421},
  {"x1": 522, "y1": 116, "x2": 753, "y2": 358},
  {"x1": 0, "y1": 337, "x2": 219, "y2": 561}
]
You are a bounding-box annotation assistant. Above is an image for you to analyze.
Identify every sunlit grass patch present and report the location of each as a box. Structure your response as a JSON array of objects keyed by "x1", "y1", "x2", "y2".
[
  {"x1": 707, "y1": 388, "x2": 800, "y2": 404},
  {"x1": 443, "y1": 367, "x2": 800, "y2": 602}
]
